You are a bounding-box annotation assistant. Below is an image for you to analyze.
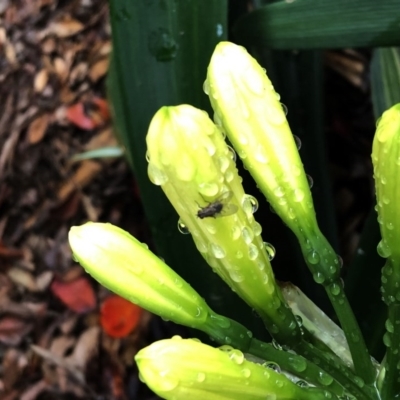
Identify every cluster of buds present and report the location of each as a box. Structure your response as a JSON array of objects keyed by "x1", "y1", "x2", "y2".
[{"x1": 68, "y1": 40, "x2": 399, "y2": 400}]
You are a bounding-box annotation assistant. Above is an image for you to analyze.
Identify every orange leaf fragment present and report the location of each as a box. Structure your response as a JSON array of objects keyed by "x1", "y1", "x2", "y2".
[
  {"x1": 100, "y1": 295, "x2": 142, "y2": 338},
  {"x1": 66, "y1": 97, "x2": 110, "y2": 130},
  {"x1": 51, "y1": 277, "x2": 96, "y2": 313}
]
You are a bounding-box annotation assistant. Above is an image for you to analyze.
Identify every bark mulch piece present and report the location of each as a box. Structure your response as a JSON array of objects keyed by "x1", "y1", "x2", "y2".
[{"x1": 0, "y1": 1, "x2": 179, "y2": 399}]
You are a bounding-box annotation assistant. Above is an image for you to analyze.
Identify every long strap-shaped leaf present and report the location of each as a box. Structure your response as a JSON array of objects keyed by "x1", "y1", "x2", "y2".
[
  {"x1": 107, "y1": 0, "x2": 267, "y2": 334},
  {"x1": 233, "y1": 0, "x2": 400, "y2": 49}
]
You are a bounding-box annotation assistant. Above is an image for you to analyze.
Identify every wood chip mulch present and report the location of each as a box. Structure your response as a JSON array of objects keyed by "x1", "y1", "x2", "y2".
[{"x1": 0, "y1": 1, "x2": 175, "y2": 399}]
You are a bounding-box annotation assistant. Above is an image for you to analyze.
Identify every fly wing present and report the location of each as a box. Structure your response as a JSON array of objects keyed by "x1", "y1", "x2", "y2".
[{"x1": 218, "y1": 203, "x2": 238, "y2": 217}]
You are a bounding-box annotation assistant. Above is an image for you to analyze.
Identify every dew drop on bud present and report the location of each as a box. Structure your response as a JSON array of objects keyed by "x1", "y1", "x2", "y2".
[
  {"x1": 293, "y1": 135, "x2": 302, "y2": 150},
  {"x1": 177, "y1": 219, "x2": 190, "y2": 234},
  {"x1": 306, "y1": 174, "x2": 314, "y2": 189},
  {"x1": 227, "y1": 145, "x2": 237, "y2": 162},
  {"x1": 264, "y1": 242, "x2": 276, "y2": 261}
]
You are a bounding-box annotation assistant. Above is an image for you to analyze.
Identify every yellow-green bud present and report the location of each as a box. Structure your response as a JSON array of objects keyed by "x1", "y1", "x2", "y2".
[
  {"x1": 136, "y1": 336, "x2": 336, "y2": 400},
  {"x1": 206, "y1": 41, "x2": 315, "y2": 239},
  {"x1": 146, "y1": 105, "x2": 300, "y2": 343},
  {"x1": 372, "y1": 104, "x2": 400, "y2": 304},
  {"x1": 206, "y1": 41, "x2": 340, "y2": 284},
  {"x1": 69, "y1": 222, "x2": 253, "y2": 349},
  {"x1": 69, "y1": 222, "x2": 210, "y2": 327}
]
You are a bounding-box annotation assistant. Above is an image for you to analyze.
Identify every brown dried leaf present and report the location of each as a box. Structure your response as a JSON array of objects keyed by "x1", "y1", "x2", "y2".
[
  {"x1": 35, "y1": 270, "x2": 53, "y2": 291},
  {"x1": 27, "y1": 113, "x2": 50, "y2": 144},
  {"x1": 34, "y1": 69, "x2": 48, "y2": 93},
  {"x1": 89, "y1": 58, "x2": 109, "y2": 82},
  {"x1": 57, "y1": 160, "x2": 102, "y2": 202},
  {"x1": 7, "y1": 267, "x2": 38, "y2": 292},
  {"x1": 67, "y1": 326, "x2": 100, "y2": 369},
  {"x1": 47, "y1": 17, "x2": 85, "y2": 38}
]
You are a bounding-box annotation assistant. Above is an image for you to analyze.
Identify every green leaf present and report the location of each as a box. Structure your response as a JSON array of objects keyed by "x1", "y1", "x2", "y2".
[
  {"x1": 107, "y1": 0, "x2": 267, "y2": 336},
  {"x1": 233, "y1": 0, "x2": 400, "y2": 49},
  {"x1": 70, "y1": 146, "x2": 124, "y2": 163},
  {"x1": 371, "y1": 47, "x2": 400, "y2": 119}
]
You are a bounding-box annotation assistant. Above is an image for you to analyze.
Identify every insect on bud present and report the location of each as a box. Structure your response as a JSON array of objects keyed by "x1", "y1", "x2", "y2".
[{"x1": 146, "y1": 105, "x2": 301, "y2": 344}]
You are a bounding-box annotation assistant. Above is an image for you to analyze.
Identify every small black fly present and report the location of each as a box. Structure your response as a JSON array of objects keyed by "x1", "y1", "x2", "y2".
[{"x1": 196, "y1": 191, "x2": 238, "y2": 219}]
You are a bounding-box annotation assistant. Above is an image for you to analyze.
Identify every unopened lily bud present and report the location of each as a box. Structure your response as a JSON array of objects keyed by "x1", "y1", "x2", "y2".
[
  {"x1": 69, "y1": 222, "x2": 253, "y2": 349},
  {"x1": 372, "y1": 104, "x2": 400, "y2": 304},
  {"x1": 136, "y1": 336, "x2": 337, "y2": 400},
  {"x1": 146, "y1": 105, "x2": 300, "y2": 344},
  {"x1": 206, "y1": 42, "x2": 340, "y2": 284}
]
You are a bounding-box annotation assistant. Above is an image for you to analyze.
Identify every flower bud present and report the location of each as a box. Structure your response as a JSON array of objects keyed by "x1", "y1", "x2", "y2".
[
  {"x1": 69, "y1": 222, "x2": 253, "y2": 349},
  {"x1": 136, "y1": 336, "x2": 336, "y2": 400},
  {"x1": 372, "y1": 104, "x2": 400, "y2": 304},
  {"x1": 206, "y1": 41, "x2": 340, "y2": 284},
  {"x1": 146, "y1": 105, "x2": 300, "y2": 343}
]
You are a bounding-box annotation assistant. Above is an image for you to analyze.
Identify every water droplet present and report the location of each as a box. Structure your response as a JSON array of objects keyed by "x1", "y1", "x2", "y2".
[
  {"x1": 274, "y1": 186, "x2": 285, "y2": 197},
  {"x1": 235, "y1": 250, "x2": 243, "y2": 259},
  {"x1": 210, "y1": 243, "x2": 226, "y2": 259},
  {"x1": 265, "y1": 361, "x2": 281, "y2": 372},
  {"x1": 229, "y1": 349, "x2": 244, "y2": 364},
  {"x1": 377, "y1": 239, "x2": 391, "y2": 258},
  {"x1": 252, "y1": 221, "x2": 262, "y2": 236},
  {"x1": 293, "y1": 135, "x2": 302, "y2": 150},
  {"x1": 313, "y1": 272, "x2": 325, "y2": 284},
  {"x1": 306, "y1": 174, "x2": 314, "y2": 188},
  {"x1": 242, "y1": 226, "x2": 254, "y2": 244},
  {"x1": 231, "y1": 225, "x2": 241, "y2": 240},
  {"x1": 196, "y1": 372, "x2": 206, "y2": 382},
  {"x1": 248, "y1": 243, "x2": 259, "y2": 260},
  {"x1": 329, "y1": 283, "x2": 341, "y2": 296},
  {"x1": 386, "y1": 319, "x2": 394, "y2": 333},
  {"x1": 229, "y1": 269, "x2": 244, "y2": 282},
  {"x1": 198, "y1": 182, "x2": 219, "y2": 198},
  {"x1": 227, "y1": 146, "x2": 237, "y2": 162},
  {"x1": 280, "y1": 102, "x2": 288, "y2": 115},
  {"x1": 354, "y1": 376, "x2": 364, "y2": 388},
  {"x1": 387, "y1": 222, "x2": 395, "y2": 230},
  {"x1": 294, "y1": 188, "x2": 304, "y2": 202},
  {"x1": 148, "y1": 163, "x2": 168, "y2": 185},
  {"x1": 241, "y1": 368, "x2": 251, "y2": 378},
  {"x1": 264, "y1": 242, "x2": 276, "y2": 261},
  {"x1": 255, "y1": 145, "x2": 269, "y2": 163},
  {"x1": 203, "y1": 80, "x2": 210, "y2": 95},
  {"x1": 271, "y1": 340, "x2": 282, "y2": 351},
  {"x1": 289, "y1": 356, "x2": 307, "y2": 372},
  {"x1": 318, "y1": 371, "x2": 334, "y2": 386},
  {"x1": 307, "y1": 250, "x2": 320, "y2": 265},
  {"x1": 295, "y1": 315, "x2": 303, "y2": 326},
  {"x1": 217, "y1": 155, "x2": 230, "y2": 173},
  {"x1": 296, "y1": 380, "x2": 309, "y2": 387},
  {"x1": 148, "y1": 28, "x2": 179, "y2": 62},
  {"x1": 242, "y1": 195, "x2": 259, "y2": 214},
  {"x1": 216, "y1": 23, "x2": 223, "y2": 37},
  {"x1": 177, "y1": 219, "x2": 190, "y2": 234}
]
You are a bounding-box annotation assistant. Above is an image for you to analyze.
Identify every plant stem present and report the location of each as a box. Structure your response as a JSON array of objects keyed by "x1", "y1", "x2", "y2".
[
  {"x1": 300, "y1": 230, "x2": 376, "y2": 384},
  {"x1": 324, "y1": 280, "x2": 376, "y2": 384},
  {"x1": 380, "y1": 303, "x2": 400, "y2": 399},
  {"x1": 295, "y1": 340, "x2": 379, "y2": 400},
  {"x1": 248, "y1": 339, "x2": 344, "y2": 397}
]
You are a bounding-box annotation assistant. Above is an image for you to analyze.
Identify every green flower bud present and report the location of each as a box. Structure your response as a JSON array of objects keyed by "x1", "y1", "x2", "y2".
[
  {"x1": 136, "y1": 336, "x2": 337, "y2": 400},
  {"x1": 69, "y1": 222, "x2": 253, "y2": 349},
  {"x1": 372, "y1": 104, "x2": 400, "y2": 304},
  {"x1": 206, "y1": 41, "x2": 340, "y2": 284},
  {"x1": 146, "y1": 105, "x2": 300, "y2": 343}
]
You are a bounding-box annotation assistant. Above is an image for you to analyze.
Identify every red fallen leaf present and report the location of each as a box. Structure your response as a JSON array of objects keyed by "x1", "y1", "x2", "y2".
[
  {"x1": 0, "y1": 316, "x2": 33, "y2": 346},
  {"x1": 66, "y1": 97, "x2": 110, "y2": 130},
  {"x1": 100, "y1": 295, "x2": 142, "y2": 338},
  {"x1": 51, "y1": 277, "x2": 96, "y2": 313},
  {"x1": 66, "y1": 103, "x2": 96, "y2": 130}
]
